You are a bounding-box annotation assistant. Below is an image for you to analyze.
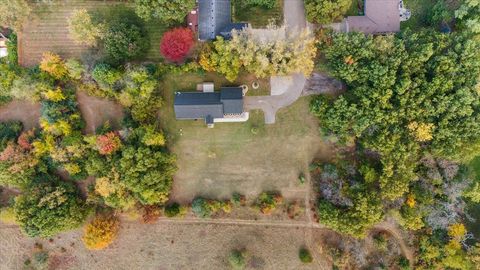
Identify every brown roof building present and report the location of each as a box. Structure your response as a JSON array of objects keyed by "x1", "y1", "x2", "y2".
[{"x1": 345, "y1": 0, "x2": 400, "y2": 34}]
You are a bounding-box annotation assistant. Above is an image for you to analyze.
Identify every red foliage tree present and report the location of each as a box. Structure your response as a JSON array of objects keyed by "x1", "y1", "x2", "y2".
[
  {"x1": 160, "y1": 28, "x2": 195, "y2": 63},
  {"x1": 96, "y1": 132, "x2": 122, "y2": 155}
]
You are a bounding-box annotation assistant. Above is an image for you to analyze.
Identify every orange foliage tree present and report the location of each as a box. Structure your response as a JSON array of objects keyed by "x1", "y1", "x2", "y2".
[
  {"x1": 82, "y1": 215, "x2": 119, "y2": 250},
  {"x1": 96, "y1": 132, "x2": 122, "y2": 155}
]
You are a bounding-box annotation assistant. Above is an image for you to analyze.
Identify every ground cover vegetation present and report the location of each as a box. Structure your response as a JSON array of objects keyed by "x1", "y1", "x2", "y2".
[
  {"x1": 232, "y1": 0, "x2": 283, "y2": 27},
  {"x1": 310, "y1": 0, "x2": 480, "y2": 267}
]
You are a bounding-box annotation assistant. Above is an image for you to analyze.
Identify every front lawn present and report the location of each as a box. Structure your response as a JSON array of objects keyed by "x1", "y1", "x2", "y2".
[
  {"x1": 232, "y1": 0, "x2": 284, "y2": 28},
  {"x1": 400, "y1": 0, "x2": 437, "y2": 30}
]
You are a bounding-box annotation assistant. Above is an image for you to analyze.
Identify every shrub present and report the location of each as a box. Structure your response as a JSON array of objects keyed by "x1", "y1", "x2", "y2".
[
  {"x1": 0, "y1": 207, "x2": 17, "y2": 224},
  {"x1": 82, "y1": 215, "x2": 119, "y2": 250},
  {"x1": 91, "y1": 63, "x2": 122, "y2": 91},
  {"x1": 0, "y1": 121, "x2": 23, "y2": 151},
  {"x1": 299, "y1": 247, "x2": 313, "y2": 263},
  {"x1": 160, "y1": 28, "x2": 195, "y2": 63},
  {"x1": 254, "y1": 192, "x2": 283, "y2": 214},
  {"x1": 68, "y1": 9, "x2": 104, "y2": 46},
  {"x1": 39, "y1": 52, "x2": 68, "y2": 80},
  {"x1": 103, "y1": 20, "x2": 148, "y2": 64},
  {"x1": 228, "y1": 249, "x2": 246, "y2": 270},
  {"x1": 244, "y1": 0, "x2": 276, "y2": 9},
  {"x1": 6, "y1": 33, "x2": 18, "y2": 65},
  {"x1": 14, "y1": 180, "x2": 88, "y2": 237},
  {"x1": 65, "y1": 59, "x2": 85, "y2": 80},
  {"x1": 305, "y1": 0, "x2": 352, "y2": 24},
  {"x1": 134, "y1": 0, "x2": 195, "y2": 24},
  {"x1": 192, "y1": 197, "x2": 211, "y2": 218},
  {"x1": 164, "y1": 202, "x2": 186, "y2": 217}
]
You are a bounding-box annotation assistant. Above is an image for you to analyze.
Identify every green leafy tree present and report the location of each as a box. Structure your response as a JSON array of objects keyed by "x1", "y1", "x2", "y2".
[
  {"x1": 455, "y1": 0, "x2": 480, "y2": 34},
  {"x1": 14, "y1": 180, "x2": 88, "y2": 237},
  {"x1": 103, "y1": 20, "x2": 149, "y2": 65},
  {"x1": 228, "y1": 249, "x2": 246, "y2": 270},
  {"x1": 134, "y1": 0, "x2": 195, "y2": 24},
  {"x1": 311, "y1": 31, "x2": 480, "y2": 199},
  {"x1": 119, "y1": 145, "x2": 176, "y2": 205},
  {"x1": 68, "y1": 9, "x2": 105, "y2": 46},
  {"x1": 305, "y1": 0, "x2": 352, "y2": 24}
]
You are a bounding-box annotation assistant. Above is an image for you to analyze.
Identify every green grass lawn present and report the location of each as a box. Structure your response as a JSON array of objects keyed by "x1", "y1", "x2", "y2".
[
  {"x1": 400, "y1": 0, "x2": 437, "y2": 30},
  {"x1": 232, "y1": 0, "x2": 284, "y2": 28},
  {"x1": 158, "y1": 72, "x2": 332, "y2": 202}
]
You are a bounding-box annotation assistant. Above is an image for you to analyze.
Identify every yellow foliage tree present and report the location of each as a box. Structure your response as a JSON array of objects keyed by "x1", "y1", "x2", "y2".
[
  {"x1": 82, "y1": 215, "x2": 119, "y2": 250},
  {"x1": 448, "y1": 223, "x2": 466, "y2": 241},
  {"x1": 407, "y1": 122, "x2": 435, "y2": 142},
  {"x1": 40, "y1": 52, "x2": 68, "y2": 80}
]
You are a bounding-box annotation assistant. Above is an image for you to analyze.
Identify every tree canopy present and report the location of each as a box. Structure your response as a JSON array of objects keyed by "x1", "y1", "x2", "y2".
[{"x1": 311, "y1": 31, "x2": 480, "y2": 200}]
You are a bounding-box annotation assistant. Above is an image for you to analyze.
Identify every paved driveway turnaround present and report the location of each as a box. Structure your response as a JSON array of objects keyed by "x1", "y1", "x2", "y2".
[
  {"x1": 244, "y1": 0, "x2": 308, "y2": 124},
  {"x1": 245, "y1": 73, "x2": 306, "y2": 124}
]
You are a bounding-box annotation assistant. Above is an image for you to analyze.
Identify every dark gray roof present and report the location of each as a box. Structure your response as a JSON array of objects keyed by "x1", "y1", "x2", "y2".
[
  {"x1": 174, "y1": 87, "x2": 244, "y2": 121},
  {"x1": 198, "y1": 0, "x2": 248, "y2": 41}
]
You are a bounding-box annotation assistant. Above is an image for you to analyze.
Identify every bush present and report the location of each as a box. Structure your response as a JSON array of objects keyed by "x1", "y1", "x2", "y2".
[
  {"x1": 244, "y1": 0, "x2": 276, "y2": 9},
  {"x1": 228, "y1": 250, "x2": 246, "y2": 270},
  {"x1": 103, "y1": 20, "x2": 148, "y2": 64},
  {"x1": 305, "y1": 0, "x2": 352, "y2": 24},
  {"x1": 0, "y1": 207, "x2": 17, "y2": 225},
  {"x1": 14, "y1": 180, "x2": 88, "y2": 237},
  {"x1": 254, "y1": 192, "x2": 283, "y2": 214},
  {"x1": 160, "y1": 28, "x2": 195, "y2": 63},
  {"x1": 91, "y1": 63, "x2": 122, "y2": 91},
  {"x1": 65, "y1": 59, "x2": 85, "y2": 80},
  {"x1": 0, "y1": 121, "x2": 22, "y2": 151},
  {"x1": 82, "y1": 215, "x2": 119, "y2": 250},
  {"x1": 299, "y1": 247, "x2": 313, "y2": 263},
  {"x1": 68, "y1": 9, "x2": 104, "y2": 46},
  {"x1": 164, "y1": 202, "x2": 186, "y2": 217},
  {"x1": 6, "y1": 33, "x2": 18, "y2": 65},
  {"x1": 39, "y1": 52, "x2": 68, "y2": 80},
  {"x1": 191, "y1": 197, "x2": 211, "y2": 218},
  {"x1": 134, "y1": 0, "x2": 195, "y2": 24}
]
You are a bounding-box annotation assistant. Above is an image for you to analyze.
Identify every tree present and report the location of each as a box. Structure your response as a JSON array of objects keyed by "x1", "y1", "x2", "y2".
[
  {"x1": 103, "y1": 20, "x2": 148, "y2": 64},
  {"x1": 119, "y1": 145, "x2": 176, "y2": 205},
  {"x1": 0, "y1": 0, "x2": 31, "y2": 31},
  {"x1": 65, "y1": 59, "x2": 85, "y2": 80},
  {"x1": 228, "y1": 250, "x2": 246, "y2": 270},
  {"x1": 455, "y1": 0, "x2": 480, "y2": 34},
  {"x1": 91, "y1": 63, "x2": 122, "y2": 92},
  {"x1": 96, "y1": 132, "x2": 122, "y2": 155},
  {"x1": 82, "y1": 215, "x2": 119, "y2": 250},
  {"x1": 134, "y1": 0, "x2": 195, "y2": 24},
  {"x1": 14, "y1": 180, "x2": 88, "y2": 237},
  {"x1": 160, "y1": 28, "x2": 195, "y2": 63},
  {"x1": 304, "y1": 0, "x2": 352, "y2": 24},
  {"x1": 68, "y1": 9, "x2": 104, "y2": 46},
  {"x1": 311, "y1": 31, "x2": 480, "y2": 199},
  {"x1": 39, "y1": 52, "x2": 68, "y2": 80},
  {"x1": 299, "y1": 248, "x2": 313, "y2": 263}
]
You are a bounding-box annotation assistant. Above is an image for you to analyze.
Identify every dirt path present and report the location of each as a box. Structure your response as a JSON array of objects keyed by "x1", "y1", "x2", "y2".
[
  {"x1": 0, "y1": 100, "x2": 40, "y2": 129},
  {"x1": 373, "y1": 219, "x2": 415, "y2": 265},
  {"x1": 76, "y1": 91, "x2": 124, "y2": 134}
]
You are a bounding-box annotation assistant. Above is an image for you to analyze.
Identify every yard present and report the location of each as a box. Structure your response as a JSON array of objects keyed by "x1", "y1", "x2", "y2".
[
  {"x1": 18, "y1": 0, "x2": 166, "y2": 66},
  {"x1": 232, "y1": 0, "x2": 284, "y2": 28},
  {"x1": 159, "y1": 73, "x2": 334, "y2": 203}
]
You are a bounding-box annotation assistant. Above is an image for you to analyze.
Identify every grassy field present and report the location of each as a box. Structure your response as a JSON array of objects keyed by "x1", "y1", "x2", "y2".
[
  {"x1": 19, "y1": 0, "x2": 166, "y2": 66},
  {"x1": 159, "y1": 73, "x2": 334, "y2": 203},
  {"x1": 232, "y1": 0, "x2": 284, "y2": 28}
]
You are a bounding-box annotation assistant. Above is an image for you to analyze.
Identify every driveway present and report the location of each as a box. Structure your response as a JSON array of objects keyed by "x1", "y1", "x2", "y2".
[
  {"x1": 244, "y1": 0, "x2": 308, "y2": 124},
  {"x1": 245, "y1": 73, "x2": 306, "y2": 124}
]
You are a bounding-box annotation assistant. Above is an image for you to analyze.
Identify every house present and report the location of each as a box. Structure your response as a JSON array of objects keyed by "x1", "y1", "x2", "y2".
[
  {"x1": 0, "y1": 33, "x2": 8, "y2": 58},
  {"x1": 174, "y1": 85, "x2": 249, "y2": 128},
  {"x1": 198, "y1": 0, "x2": 248, "y2": 41},
  {"x1": 344, "y1": 0, "x2": 401, "y2": 34},
  {"x1": 187, "y1": 8, "x2": 199, "y2": 33}
]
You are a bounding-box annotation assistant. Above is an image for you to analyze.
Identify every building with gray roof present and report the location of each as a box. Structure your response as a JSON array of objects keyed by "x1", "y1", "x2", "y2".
[
  {"x1": 198, "y1": 0, "x2": 248, "y2": 41},
  {"x1": 174, "y1": 87, "x2": 247, "y2": 127}
]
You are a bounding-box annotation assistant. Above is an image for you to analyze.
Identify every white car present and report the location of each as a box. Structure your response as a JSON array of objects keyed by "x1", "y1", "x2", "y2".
[{"x1": 0, "y1": 33, "x2": 8, "y2": 58}]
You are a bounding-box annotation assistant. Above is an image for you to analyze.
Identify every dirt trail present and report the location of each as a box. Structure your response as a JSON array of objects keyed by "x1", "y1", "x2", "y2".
[{"x1": 0, "y1": 100, "x2": 40, "y2": 129}]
